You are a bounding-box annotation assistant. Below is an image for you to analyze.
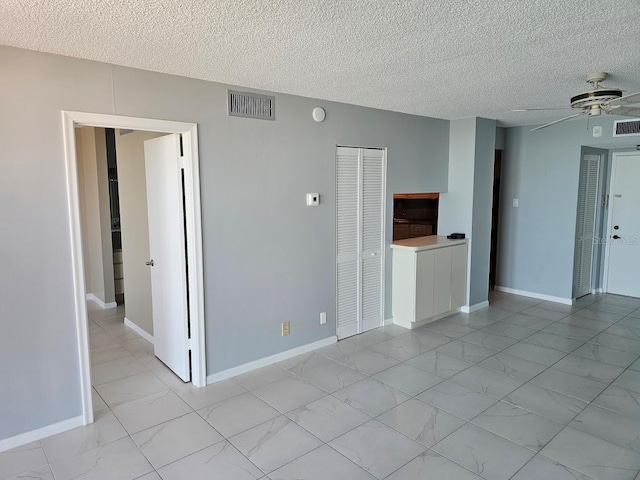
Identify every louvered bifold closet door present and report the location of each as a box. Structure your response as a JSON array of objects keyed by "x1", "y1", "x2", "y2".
[
  {"x1": 573, "y1": 155, "x2": 600, "y2": 298},
  {"x1": 336, "y1": 147, "x2": 385, "y2": 339},
  {"x1": 360, "y1": 149, "x2": 385, "y2": 332},
  {"x1": 336, "y1": 147, "x2": 360, "y2": 339}
]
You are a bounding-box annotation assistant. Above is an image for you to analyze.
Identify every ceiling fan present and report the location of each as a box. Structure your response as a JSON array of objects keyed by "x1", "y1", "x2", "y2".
[{"x1": 512, "y1": 73, "x2": 640, "y2": 131}]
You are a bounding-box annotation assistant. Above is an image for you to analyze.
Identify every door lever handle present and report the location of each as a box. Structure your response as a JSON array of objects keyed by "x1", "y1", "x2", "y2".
[
  {"x1": 612, "y1": 235, "x2": 621, "y2": 240},
  {"x1": 146, "y1": 260, "x2": 155, "y2": 266}
]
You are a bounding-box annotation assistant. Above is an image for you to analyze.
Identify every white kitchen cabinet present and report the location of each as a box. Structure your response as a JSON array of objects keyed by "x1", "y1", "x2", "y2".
[{"x1": 391, "y1": 236, "x2": 468, "y2": 329}]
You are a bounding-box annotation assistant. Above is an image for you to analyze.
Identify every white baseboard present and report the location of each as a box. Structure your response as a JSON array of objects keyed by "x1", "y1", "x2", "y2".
[
  {"x1": 383, "y1": 317, "x2": 393, "y2": 326},
  {"x1": 206, "y1": 336, "x2": 337, "y2": 384},
  {"x1": 461, "y1": 301, "x2": 489, "y2": 313},
  {"x1": 494, "y1": 286, "x2": 574, "y2": 305},
  {"x1": 392, "y1": 308, "x2": 461, "y2": 330},
  {"x1": 124, "y1": 317, "x2": 154, "y2": 344},
  {"x1": 0, "y1": 415, "x2": 84, "y2": 452},
  {"x1": 86, "y1": 293, "x2": 117, "y2": 309},
  {"x1": 591, "y1": 288, "x2": 604, "y2": 294}
]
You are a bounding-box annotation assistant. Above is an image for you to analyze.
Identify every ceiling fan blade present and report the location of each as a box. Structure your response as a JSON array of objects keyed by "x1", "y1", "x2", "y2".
[
  {"x1": 511, "y1": 107, "x2": 571, "y2": 112},
  {"x1": 609, "y1": 106, "x2": 640, "y2": 117},
  {"x1": 606, "y1": 92, "x2": 640, "y2": 107},
  {"x1": 531, "y1": 112, "x2": 587, "y2": 131}
]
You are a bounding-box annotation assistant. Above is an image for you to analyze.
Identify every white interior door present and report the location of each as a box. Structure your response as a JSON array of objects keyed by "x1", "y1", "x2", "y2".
[
  {"x1": 573, "y1": 154, "x2": 600, "y2": 299},
  {"x1": 336, "y1": 147, "x2": 385, "y2": 339},
  {"x1": 606, "y1": 152, "x2": 640, "y2": 298},
  {"x1": 144, "y1": 134, "x2": 190, "y2": 381},
  {"x1": 360, "y1": 149, "x2": 385, "y2": 332}
]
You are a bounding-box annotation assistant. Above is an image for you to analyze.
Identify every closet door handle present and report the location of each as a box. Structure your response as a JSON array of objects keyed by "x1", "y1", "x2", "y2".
[{"x1": 145, "y1": 260, "x2": 155, "y2": 266}]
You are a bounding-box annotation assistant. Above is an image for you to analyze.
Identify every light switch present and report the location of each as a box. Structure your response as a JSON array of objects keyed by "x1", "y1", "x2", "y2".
[
  {"x1": 593, "y1": 126, "x2": 602, "y2": 138},
  {"x1": 512, "y1": 198, "x2": 519, "y2": 208},
  {"x1": 306, "y1": 193, "x2": 320, "y2": 206}
]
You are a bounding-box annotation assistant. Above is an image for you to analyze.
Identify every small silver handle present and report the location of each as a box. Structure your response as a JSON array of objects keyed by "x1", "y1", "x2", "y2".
[
  {"x1": 371, "y1": 253, "x2": 377, "y2": 257},
  {"x1": 146, "y1": 260, "x2": 154, "y2": 266}
]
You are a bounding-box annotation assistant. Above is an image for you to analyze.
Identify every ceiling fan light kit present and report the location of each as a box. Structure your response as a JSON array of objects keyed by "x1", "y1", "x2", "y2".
[{"x1": 526, "y1": 72, "x2": 640, "y2": 131}]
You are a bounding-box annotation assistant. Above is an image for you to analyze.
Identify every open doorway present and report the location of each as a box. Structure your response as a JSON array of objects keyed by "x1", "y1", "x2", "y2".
[
  {"x1": 63, "y1": 112, "x2": 206, "y2": 427},
  {"x1": 489, "y1": 150, "x2": 502, "y2": 290}
]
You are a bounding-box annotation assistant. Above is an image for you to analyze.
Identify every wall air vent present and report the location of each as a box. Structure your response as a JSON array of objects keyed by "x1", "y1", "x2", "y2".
[
  {"x1": 228, "y1": 90, "x2": 275, "y2": 120},
  {"x1": 613, "y1": 118, "x2": 640, "y2": 137}
]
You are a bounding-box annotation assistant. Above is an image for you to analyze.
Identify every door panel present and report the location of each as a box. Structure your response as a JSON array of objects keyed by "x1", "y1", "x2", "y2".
[
  {"x1": 336, "y1": 147, "x2": 385, "y2": 339},
  {"x1": 336, "y1": 147, "x2": 360, "y2": 339},
  {"x1": 573, "y1": 155, "x2": 600, "y2": 298},
  {"x1": 144, "y1": 134, "x2": 190, "y2": 381},
  {"x1": 451, "y1": 244, "x2": 467, "y2": 310},
  {"x1": 415, "y1": 251, "x2": 435, "y2": 320},
  {"x1": 361, "y1": 149, "x2": 384, "y2": 332},
  {"x1": 606, "y1": 153, "x2": 640, "y2": 298},
  {"x1": 433, "y1": 248, "x2": 452, "y2": 316}
]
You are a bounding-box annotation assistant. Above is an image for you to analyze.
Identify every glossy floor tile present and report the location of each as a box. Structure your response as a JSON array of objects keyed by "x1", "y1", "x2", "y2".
[{"x1": 5, "y1": 293, "x2": 640, "y2": 480}]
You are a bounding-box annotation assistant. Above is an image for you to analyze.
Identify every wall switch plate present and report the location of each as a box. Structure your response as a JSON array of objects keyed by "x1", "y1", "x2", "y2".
[
  {"x1": 281, "y1": 321, "x2": 290, "y2": 336},
  {"x1": 320, "y1": 312, "x2": 327, "y2": 325},
  {"x1": 593, "y1": 125, "x2": 603, "y2": 138},
  {"x1": 306, "y1": 193, "x2": 320, "y2": 206},
  {"x1": 512, "y1": 198, "x2": 519, "y2": 208}
]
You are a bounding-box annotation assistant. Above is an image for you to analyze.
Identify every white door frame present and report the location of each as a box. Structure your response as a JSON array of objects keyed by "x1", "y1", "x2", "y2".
[
  {"x1": 62, "y1": 111, "x2": 206, "y2": 426},
  {"x1": 603, "y1": 151, "x2": 634, "y2": 294}
]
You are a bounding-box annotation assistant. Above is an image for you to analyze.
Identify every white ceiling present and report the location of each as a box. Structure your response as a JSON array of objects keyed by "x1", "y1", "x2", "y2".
[{"x1": 1, "y1": 0, "x2": 639, "y2": 127}]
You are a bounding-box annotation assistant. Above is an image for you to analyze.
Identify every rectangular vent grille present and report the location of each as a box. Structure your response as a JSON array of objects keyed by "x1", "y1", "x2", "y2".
[
  {"x1": 613, "y1": 119, "x2": 640, "y2": 137},
  {"x1": 228, "y1": 90, "x2": 275, "y2": 120}
]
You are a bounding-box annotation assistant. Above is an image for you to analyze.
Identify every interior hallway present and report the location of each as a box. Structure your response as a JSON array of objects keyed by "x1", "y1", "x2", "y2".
[{"x1": 2, "y1": 292, "x2": 640, "y2": 479}]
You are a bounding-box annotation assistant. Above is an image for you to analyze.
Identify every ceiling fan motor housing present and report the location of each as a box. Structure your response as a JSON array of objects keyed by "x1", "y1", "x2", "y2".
[{"x1": 570, "y1": 89, "x2": 622, "y2": 112}]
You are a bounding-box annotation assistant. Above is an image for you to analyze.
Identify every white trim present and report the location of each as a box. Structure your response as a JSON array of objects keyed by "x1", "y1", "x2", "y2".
[
  {"x1": 383, "y1": 317, "x2": 393, "y2": 326},
  {"x1": 590, "y1": 288, "x2": 604, "y2": 294},
  {"x1": 62, "y1": 111, "x2": 207, "y2": 428},
  {"x1": 206, "y1": 336, "x2": 337, "y2": 384},
  {"x1": 461, "y1": 301, "x2": 489, "y2": 313},
  {"x1": 124, "y1": 317, "x2": 154, "y2": 344},
  {"x1": 86, "y1": 293, "x2": 117, "y2": 309},
  {"x1": 0, "y1": 415, "x2": 83, "y2": 453},
  {"x1": 62, "y1": 111, "x2": 94, "y2": 427},
  {"x1": 380, "y1": 148, "x2": 388, "y2": 330},
  {"x1": 494, "y1": 286, "x2": 574, "y2": 305},
  {"x1": 392, "y1": 308, "x2": 461, "y2": 330}
]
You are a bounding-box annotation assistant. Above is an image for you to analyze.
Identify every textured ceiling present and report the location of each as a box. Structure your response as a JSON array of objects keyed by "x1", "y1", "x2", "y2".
[{"x1": 1, "y1": 0, "x2": 640, "y2": 126}]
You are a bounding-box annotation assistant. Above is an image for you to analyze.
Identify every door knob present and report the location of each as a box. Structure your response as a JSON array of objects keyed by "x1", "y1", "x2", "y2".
[{"x1": 145, "y1": 260, "x2": 155, "y2": 266}]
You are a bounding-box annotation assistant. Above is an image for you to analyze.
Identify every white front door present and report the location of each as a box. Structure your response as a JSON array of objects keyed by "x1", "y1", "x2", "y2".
[
  {"x1": 144, "y1": 134, "x2": 190, "y2": 381},
  {"x1": 336, "y1": 147, "x2": 385, "y2": 339},
  {"x1": 606, "y1": 152, "x2": 640, "y2": 298}
]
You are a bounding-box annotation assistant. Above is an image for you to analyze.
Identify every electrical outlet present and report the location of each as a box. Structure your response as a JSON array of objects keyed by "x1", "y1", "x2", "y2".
[
  {"x1": 320, "y1": 312, "x2": 327, "y2": 325},
  {"x1": 281, "y1": 321, "x2": 290, "y2": 336}
]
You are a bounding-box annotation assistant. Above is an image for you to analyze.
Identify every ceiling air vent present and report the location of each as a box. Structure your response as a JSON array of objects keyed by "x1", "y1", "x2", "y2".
[
  {"x1": 228, "y1": 90, "x2": 275, "y2": 120},
  {"x1": 613, "y1": 118, "x2": 640, "y2": 137}
]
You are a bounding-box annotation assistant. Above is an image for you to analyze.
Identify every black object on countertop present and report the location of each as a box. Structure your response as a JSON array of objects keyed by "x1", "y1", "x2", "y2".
[{"x1": 447, "y1": 233, "x2": 465, "y2": 239}]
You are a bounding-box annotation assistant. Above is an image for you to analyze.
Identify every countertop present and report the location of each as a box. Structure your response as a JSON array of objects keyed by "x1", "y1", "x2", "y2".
[{"x1": 391, "y1": 235, "x2": 468, "y2": 252}]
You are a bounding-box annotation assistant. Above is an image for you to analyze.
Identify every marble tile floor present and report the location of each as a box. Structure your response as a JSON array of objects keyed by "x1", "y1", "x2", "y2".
[{"x1": 3, "y1": 291, "x2": 640, "y2": 479}]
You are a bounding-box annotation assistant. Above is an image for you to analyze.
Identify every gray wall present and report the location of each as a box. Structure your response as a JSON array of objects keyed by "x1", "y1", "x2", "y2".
[
  {"x1": 76, "y1": 127, "x2": 115, "y2": 304},
  {"x1": 0, "y1": 45, "x2": 449, "y2": 440},
  {"x1": 469, "y1": 118, "x2": 496, "y2": 305},
  {"x1": 498, "y1": 116, "x2": 640, "y2": 300},
  {"x1": 439, "y1": 117, "x2": 496, "y2": 307},
  {"x1": 495, "y1": 127, "x2": 505, "y2": 150}
]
